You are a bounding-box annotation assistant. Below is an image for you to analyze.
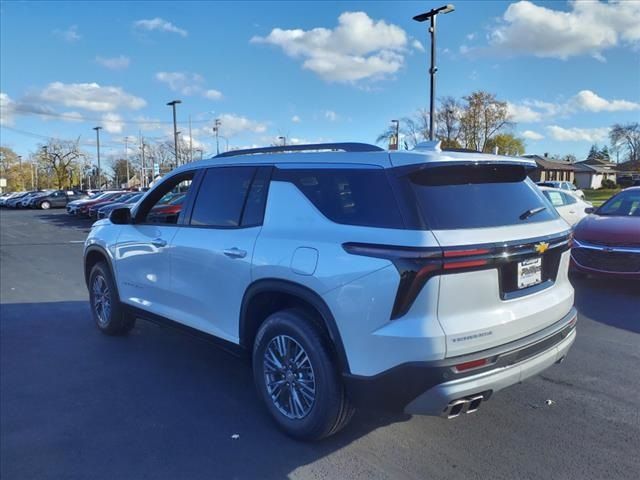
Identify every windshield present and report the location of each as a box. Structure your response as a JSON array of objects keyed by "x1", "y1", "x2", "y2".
[
  {"x1": 596, "y1": 189, "x2": 640, "y2": 216},
  {"x1": 405, "y1": 164, "x2": 558, "y2": 230}
]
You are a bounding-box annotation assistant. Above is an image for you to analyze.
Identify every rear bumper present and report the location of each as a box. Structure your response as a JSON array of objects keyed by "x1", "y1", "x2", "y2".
[{"x1": 343, "y1": 307, "x2": 577, "y2": 415}]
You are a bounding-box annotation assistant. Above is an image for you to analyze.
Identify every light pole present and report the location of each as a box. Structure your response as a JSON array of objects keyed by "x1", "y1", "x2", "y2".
[
  {"x1": 213, "y1": 118, "x2": 221, "y2": 155},
  {"x1": 278, "y1": 136, "x2": 286, "y2": 146},
  {"x1": 390, "y1": 120, "x2": 400, "y2": 150},
  {"x1": 413, "y1": 4, "x2": 455, "y2": 141},
  {"x1": 92, "y1": 126, "x2": 102, "y2": 189},
  {"x1": 124, "y1": 136, "x2": 130, "y2": 188},
  {"x1": 167, "y1": 100, "x2": 181, "y2": 166}
]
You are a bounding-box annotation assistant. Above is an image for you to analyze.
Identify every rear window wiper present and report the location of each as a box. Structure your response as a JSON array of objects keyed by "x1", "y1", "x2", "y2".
[{"x1": 520, "y1": 206, "x2": 547, "y2": 220}]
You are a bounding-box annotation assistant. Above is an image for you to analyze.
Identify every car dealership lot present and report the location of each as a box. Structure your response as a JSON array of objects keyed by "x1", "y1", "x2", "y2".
[{"x1": 1, "y1": 209, "x2": 639, "y2": 480}]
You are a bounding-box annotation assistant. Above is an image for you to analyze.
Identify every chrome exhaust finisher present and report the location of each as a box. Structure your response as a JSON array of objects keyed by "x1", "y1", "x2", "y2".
[{"x1": 443, "y1": 394, "x2": 485, "y2": 418}]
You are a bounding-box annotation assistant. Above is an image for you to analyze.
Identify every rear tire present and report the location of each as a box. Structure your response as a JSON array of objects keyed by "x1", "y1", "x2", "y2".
[
  {"x1": 89, "y1": 261, "x2": 135, "y2": 335},
  {"x1": 40, "y1": 201, "x2": 51, "y2": 210},
  {"x1": 253, "y1": 309, "x2": 354, "y2": 441}
]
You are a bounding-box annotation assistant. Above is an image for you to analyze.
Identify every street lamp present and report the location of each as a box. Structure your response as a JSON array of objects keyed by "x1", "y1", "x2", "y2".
[
  {"x1": 278, "y1": 136, "x2": 286, "y2": 146},
  {"x1": 413, "y1": 4, "x2": 455, "y2": 141},
  {"x1": 390, "y1": 120, "x2": 400, "y2": 150},
  {"x1": 92, "y1": 127, "x2": 102, "y2": 189},
  {"x1": 166, "y1": 100, "x2": 182, "y2": 166}
]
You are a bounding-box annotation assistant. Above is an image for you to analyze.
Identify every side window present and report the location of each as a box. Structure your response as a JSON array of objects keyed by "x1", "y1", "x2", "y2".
[
  {"x1": 190, "y1": 166, "x2": 256, "y2": 227},
  {"x1": 544, "y1": 190, "x2": 565, "y2": 207},
  {"x1": 240, "y1": 167, "x2": 271, "y2": 227},
  {"x1": 137, "y1": 173, "x2": 194, "y2": 225},
  {"x1": 561, "y1": 192, "x2": 577, "y2": 205},
  {"x1": 275, "y1": 168, "x2": 404, "y2": 229}
]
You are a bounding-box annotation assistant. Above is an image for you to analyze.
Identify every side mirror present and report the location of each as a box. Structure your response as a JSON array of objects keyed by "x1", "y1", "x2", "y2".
[
  {"x1": 110, "y1": 207, "x2": 132, "y2": 224},
  {"x1": 584, "y1": 207, "x2": 595, "y2": 214}
]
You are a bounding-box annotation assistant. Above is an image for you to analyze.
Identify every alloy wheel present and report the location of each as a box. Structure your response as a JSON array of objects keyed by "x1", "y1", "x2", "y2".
[{"x1": 92, "y1": 275, "x2": 112, "y2": 326}]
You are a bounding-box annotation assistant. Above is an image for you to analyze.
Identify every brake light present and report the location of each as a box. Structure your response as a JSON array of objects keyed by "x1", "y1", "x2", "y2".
[{"x1": 343, "y1": 243, "x2": 494, "y2": 319}]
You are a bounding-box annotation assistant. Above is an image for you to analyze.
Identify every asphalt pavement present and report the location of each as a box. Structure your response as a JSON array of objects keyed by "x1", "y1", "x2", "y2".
[{"x1": 1, "y1": 208, "x2": 639, "y2": 480}]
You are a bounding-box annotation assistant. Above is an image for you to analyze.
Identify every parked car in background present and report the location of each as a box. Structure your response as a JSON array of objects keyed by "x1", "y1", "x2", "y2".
[
  {"x1": 4, "y1": 191, "x2": 36, "y2": 208},
  {"x1": 539, "y1": 187, "x2": 593, "y2": 227},
  {"x1": 97, "y1": 193, "x2": 144, "y2": 220},
  {"x1": 571, "y1": 187, "x2": 640, "y2": 279},
  {"x1": 88, "y1": 192, "x2": 141, "y2": 219},
  {"x1": 84, "y1": 142, "x2": 576, "y2": 440},
  {"x1": 77, "y1": 192, "x2": 128, "y2": 217},
  {"x1": 67, "y1": 192, "x2": 117, "y2": 215},
  {"x1": 32, "y1": 190, "x2": 86, "y2": 210},
  {"x1": 537, "y1": 181, "x2": 585, "y2": 199},
  {"x1": 18, "y1": 191, "x2": 52, "y2": 208}
]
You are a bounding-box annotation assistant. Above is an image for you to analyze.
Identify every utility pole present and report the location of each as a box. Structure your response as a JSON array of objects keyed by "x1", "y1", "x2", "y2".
[
  {"x1": 140, "y1": 135, "x2": 147, "y2": 189},
  {"x1": 189, "y1": 115, "x2": 193, "y2": 163},
  {"x1": 39, "y1": 146, "x2": 47, "y2": 190},
  {"x1": 413, "y1": 4, "x2": 455, "y2": 141},
  {"x1": 213, "y1": 118, "x2": 221, "y2": 155},
  {"x1": 124, "y1": 136, "x2": 130, "y2": 188},
  {"x1": 92, "y1": 126, "x2": 102, "y2": 189},
  {"x1": 166, "y1": 100, "x2": 181, "y2": 167}
]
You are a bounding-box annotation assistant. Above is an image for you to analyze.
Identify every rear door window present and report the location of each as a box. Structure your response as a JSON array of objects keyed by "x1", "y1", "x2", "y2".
[
  {"x1": 404, "y1": 164, "x2": 559, "y2": 230},
  {"x1": 275, "y1": 168, "x2": 404, "y2": 229},
  {"x1": 190, "y1": 166, "x2": 256, "y2": 227}
]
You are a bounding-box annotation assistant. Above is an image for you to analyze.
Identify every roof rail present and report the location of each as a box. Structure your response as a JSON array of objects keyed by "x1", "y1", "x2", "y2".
[{"x1": 215, "y1": 142, "x2": 384, "y2": 158}]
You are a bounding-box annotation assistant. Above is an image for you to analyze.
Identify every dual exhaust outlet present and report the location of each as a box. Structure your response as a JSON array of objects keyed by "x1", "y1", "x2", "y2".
[{"x1": 443, "y1": 394, "x2": 485, "y2": 419}]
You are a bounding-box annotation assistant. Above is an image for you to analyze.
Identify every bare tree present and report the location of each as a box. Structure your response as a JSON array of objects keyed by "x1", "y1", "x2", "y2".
[
  {"x1": 40, "y1": 138, "x2": 86, "y2": 189},
  {"x1": 435, "y1": 96, "x2": 463, "y2": 148},
  {"x1": 460, "y1": 91, "x2": 512, "y2": 152},
  {"x1": 609, "y1": 123, "x2": 640, "y2": 164}
]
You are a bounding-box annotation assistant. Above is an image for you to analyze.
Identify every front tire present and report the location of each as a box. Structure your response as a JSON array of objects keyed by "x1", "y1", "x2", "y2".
[
  {"x1": 253, "y1": 309, "x2": 354, "y2": 441},
  {"x1": 40, "y1": 201, "x2": 51, "y2": 210},
  {"x1": 89, "y1": 261, "x2": 135, "y2": 335}
]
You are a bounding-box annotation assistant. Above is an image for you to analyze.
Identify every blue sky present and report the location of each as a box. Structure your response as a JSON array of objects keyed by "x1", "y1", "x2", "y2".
[{"x1": 1, "y1": 1, "x2": 639, "y2": 163}]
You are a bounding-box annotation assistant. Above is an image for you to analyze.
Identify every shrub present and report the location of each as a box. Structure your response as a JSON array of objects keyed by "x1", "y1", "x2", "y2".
[{"x1": 600, "y1": 178, "x2": 616, "y2": 189}]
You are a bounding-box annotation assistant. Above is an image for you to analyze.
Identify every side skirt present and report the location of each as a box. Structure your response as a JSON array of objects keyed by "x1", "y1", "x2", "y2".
[{"x1": 123, "y1": 304, "x2": 249, "y2": 361}]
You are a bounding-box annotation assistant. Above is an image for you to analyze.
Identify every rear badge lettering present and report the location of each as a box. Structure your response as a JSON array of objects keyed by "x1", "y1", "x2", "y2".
[{"x1": 452, "y1": 331, "x2": 493, "y2": 343}]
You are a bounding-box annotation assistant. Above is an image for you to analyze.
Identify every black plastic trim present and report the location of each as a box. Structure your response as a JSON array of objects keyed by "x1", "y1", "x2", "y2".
[
  {"x1": 239, "y1": 279, "x2": 351, "y2": 374},
  {"x1": 215, "y1": 142, "x2": 383, "y2": 158}
]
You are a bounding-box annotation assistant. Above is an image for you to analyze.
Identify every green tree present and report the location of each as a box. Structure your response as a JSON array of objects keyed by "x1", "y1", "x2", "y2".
[
  {"x1": 484, "y1": 133, "x2": 525, "y2": 156},
  {"x1": 461, "y1": 91, "x2": 512, "y2": 152}
]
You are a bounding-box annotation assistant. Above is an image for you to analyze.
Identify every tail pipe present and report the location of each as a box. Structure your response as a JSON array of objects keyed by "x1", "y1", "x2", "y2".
[{"x1": 443, "y1": 394, "x2": 485, "y2": 419}]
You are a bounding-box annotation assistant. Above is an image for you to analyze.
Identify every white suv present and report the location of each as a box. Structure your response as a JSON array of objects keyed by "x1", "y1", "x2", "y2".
[{"x1": 84, "y1": 142, "x2": 576, "y2": 440}]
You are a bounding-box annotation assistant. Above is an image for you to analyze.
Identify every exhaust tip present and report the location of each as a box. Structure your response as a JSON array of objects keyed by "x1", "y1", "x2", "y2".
[{"x1": 466, "y1": 395, "x2": 484, "y2": 414}]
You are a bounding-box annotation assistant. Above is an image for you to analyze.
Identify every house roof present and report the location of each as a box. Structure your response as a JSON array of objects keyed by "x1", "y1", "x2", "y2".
[
  {"x1": 574, "y1": 162, "x2": 617, "y2": 174},
  {"x1": 522, "y1": 155, "x2": 575, "y2": 171},
  {"x1": 615, "y1": 160, "x2": 640, "y2": 172}
]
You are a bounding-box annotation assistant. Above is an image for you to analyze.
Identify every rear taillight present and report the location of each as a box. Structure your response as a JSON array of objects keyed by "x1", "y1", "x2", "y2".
[
  {"x1": 453, "y1": 358, "x2": 490, "y2": 373},
  {"x1": 343, "y1": 243, "x2": 494, "y2": 319}
]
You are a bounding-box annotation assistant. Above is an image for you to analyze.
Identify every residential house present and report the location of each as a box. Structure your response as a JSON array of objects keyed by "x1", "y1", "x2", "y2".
[
  {"x1": 574, "y1": 158, "x2": 618, "y2": 189},
  {"x1": 523, "y1": 154, "x2": 575, "y2": 183},
  {"x1": 615, "y1": 160, "x2": 640, "y2": 186}
]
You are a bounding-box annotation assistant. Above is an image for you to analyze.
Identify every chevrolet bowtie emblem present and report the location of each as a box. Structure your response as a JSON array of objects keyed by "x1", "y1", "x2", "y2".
[{"x1": 535, "y1": 242, "x2": 550, "y2": 254}]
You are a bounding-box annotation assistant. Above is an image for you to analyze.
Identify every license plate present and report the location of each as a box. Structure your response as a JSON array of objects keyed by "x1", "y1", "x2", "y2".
[{"x1": 517, "y1": 257, "x2": 542, "y2": 289}]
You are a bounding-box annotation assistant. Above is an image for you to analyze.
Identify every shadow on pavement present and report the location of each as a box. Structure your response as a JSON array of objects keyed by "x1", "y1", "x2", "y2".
[
  {"x1": 0, "y1": 301, "x2": 407, "y2": 480},
  {"x1": 572, "y1": 276, "x2": 640, "y2": 333},
  {"x1": 35, "y1": 212, "x2": 93, "y2": 231}
]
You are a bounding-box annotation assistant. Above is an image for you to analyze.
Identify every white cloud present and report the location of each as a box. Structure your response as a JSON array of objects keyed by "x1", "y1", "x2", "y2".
[
  {"x1": 507, "y1": 102, "x2": 542, "y2": 122},
  {"x1": 412, "y1": 39, "x2": 424, "y2": 52},
  {"x1": 217, "y1": 113, "x2": 268, "y2": 137},
  {"x1": 251, "y1": 11, "x2": 409, "y2": 83},
  {"x1": 466, "y1": 32, "x2": 476, "y2": 41},
  {"x1": 547, "y1": 125, "x2": 609, "y2": 142},
  {"x1": 102, "y1": 113, "x2": 124, "y2": 134},
  {"x1": 96, "y1": 55, "x2": 131, "y2": 70},
  {"x1": 133, "y1": 116, "x2": 165, "y2": 132},
  {"x1": 324, "y1": 110, "x2": 338, "y2": 121},
  {"x1": 508, "y1": 90, "x2": 640, "y2": 124},
  {"x1": 522, "y1": 130, "x2": 544, "y2": 141},
  {"x1": 155, "y1": 72, "x2": 222, "y2": 100},
  {"x1": 488, "y1": 0, "x2": 640, "y2": 60},
  {"x1": 32, "y1": 82, "x2": 146, "y2": 112},
  {"x1": 571, "y1": 89, "x2": 640, "y2": 112},
  {"x1": 53, "y1": 25, "x2": 81, "y2": 42},
  {"x1": 204, "y1": 89, "x2": 223, "y2": 100},
  {"x1": 291, "y1": 115, "x2": 301, "y2": 123},
  {"x1": 0, "y1": 92, "x2": 15, "y2": 125},
  {"x1": 134, "y1": 18, "x2": 188, "y2": 37}
]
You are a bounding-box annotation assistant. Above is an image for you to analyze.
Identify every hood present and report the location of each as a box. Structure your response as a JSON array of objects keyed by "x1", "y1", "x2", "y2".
[{"x1": 574, "y1": 215, "x2": 640, "y2": 247}]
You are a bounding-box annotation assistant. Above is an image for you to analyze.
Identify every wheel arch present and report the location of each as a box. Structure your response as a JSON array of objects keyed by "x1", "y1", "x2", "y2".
[
  {"x1": 84, "y1": 245, "x2": 116, "y2": 291},
  {"x1": 240, "y1": 279, "x2": 351, "y2": 375}
]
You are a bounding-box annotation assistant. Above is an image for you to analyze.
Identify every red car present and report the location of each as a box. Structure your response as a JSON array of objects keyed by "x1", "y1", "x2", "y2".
[
  {"x1": 77, "y1": 192, "x2": 127, "y2": 217},
  {"x1": 571, "y1": 187, "x2": 640, "y2": 279}
]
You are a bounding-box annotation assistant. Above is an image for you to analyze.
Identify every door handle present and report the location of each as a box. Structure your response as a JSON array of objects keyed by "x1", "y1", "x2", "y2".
[
  {"x1": 151, "y1": 238, "x2": 167, "y2": 248},
  {"x1": 223, "y1": 247, "x2": 247, "y2": 259}
]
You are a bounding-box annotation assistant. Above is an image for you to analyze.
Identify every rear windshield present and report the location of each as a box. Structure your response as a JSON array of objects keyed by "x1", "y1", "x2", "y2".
[{"x1": 405, "y1": 164, "x2": 558, "y2": 230}]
